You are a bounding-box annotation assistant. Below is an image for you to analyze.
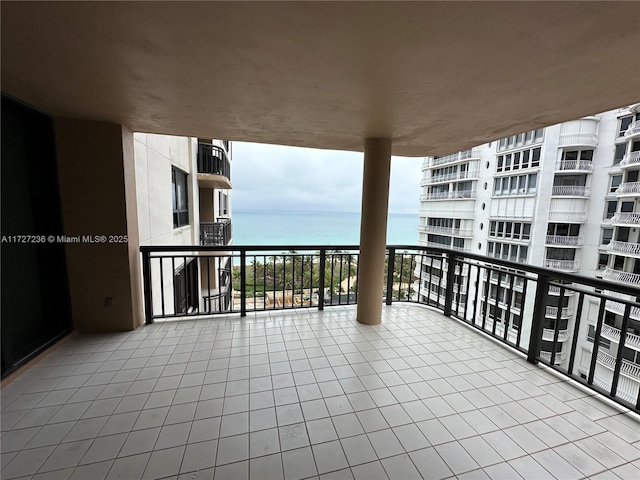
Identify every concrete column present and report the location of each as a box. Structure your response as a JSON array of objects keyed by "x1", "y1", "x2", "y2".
[
  {"x1": 55, "y1": 119, "x2": 143, "y2": 332},
  {"x1": 357, "y1": 138, "x2": 392, "y2": 325}
]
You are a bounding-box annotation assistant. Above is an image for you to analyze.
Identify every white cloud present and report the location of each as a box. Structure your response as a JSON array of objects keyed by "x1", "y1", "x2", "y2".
[{"x1": 232, "y1": 142, "x2": 422, "y2": 214}]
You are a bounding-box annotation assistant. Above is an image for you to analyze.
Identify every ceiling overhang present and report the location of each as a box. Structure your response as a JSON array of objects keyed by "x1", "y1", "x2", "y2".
[{"x1": 2, "y1": 1, "x2": 639, "y2": 156}]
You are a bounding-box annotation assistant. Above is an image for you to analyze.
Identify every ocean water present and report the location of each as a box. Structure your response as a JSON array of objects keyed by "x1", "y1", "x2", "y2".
[{"x1": 232, "y1": 210, "x2": 418, "y2": 246}]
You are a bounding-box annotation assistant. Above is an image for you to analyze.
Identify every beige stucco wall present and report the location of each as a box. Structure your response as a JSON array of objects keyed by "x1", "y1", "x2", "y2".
[{"x1": 55, "y1": 119, "x2": 142, "y2": 332}]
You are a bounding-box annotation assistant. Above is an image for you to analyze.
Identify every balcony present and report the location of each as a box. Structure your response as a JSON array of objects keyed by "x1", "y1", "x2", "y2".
[
  {"x1": 551, "y1": 185, "x2": 591, "y2": 197},
  {"x1": 539, "y1": 350, "x2": 566, "y2": 365},
  {"x1": 547, "y1": 211, "x2": 587, "y2": 223},
  {"x1": 541, "y1": 328, "x2": 569, "y2": 342},
  {"x1": 197, "y1": 143, "x2": 232, "y2": 189},
  {"x1": 620, "y1": 151, "x2": 640, "y2": 168},
  {"x1": 616, "y1": 181, "x2": 640, "y2": 197},
  {"x1": 545, "y1": 306, "x2": 573, "y2": 319},
  {"x1": 598, "y1": 350, "x2": 640, "y2": 380},
  {"x1": 421, "y1": 190, "x2": 476, "y2": 200},
  {"x1": 200, "y1": 219, "x2": 232, "y2": 246},
  {"x1": 422, "y1": 170, "x2": 479, "y2": 185},
  {"x1": 603, "y1": 268, "x2": 640, "y2": 286},
  {"x1": 544, "y1": 259, "x2": 580, "y2": 271},
  {"x1": 604, "y1": 299, "x2": 640, "y2": 322},
  {"x1": 557, "y1": 133, "x2": 599, "y2": 148},
  {"x1": 601, "y1": 324, "x2": 640, "y2": 351},
  {"x1": 624, "y1": 120, "x2": 640, "y2": 139},
  {"x1": 555, "y1": 159, "x2": 595, "y2": 173},
  {"x1": 418, "y1": 225, "x2": 474, "y2": 237},
  {"x1": 611, "y1": 212, "x2": 640, "y2": 226},
  {"x1": 545, "y1": 235, "x2": 584, "y2": 247},
  {"x1": 608, "y1": 240, "x2": 640, "y2": 258},
  {"x1": 429, "y1": 148, "x2": 482, "y2": 167}
]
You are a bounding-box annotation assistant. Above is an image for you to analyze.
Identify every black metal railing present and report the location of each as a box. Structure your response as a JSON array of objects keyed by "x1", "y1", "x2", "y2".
[
  {"x1": 200, "y1": 219, "x2": 232, "y2": 246},
  {"x1": 140, "y1": 244, "x2": 640, "y2": 413},
  {"x1": 197, "y1": 143, "x2": 231, "y2": 180}
]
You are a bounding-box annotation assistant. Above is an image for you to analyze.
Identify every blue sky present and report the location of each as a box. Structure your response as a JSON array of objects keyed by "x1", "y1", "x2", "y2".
[{"x1": 231, "y1": 142, "x2": 422, "y2": 214}]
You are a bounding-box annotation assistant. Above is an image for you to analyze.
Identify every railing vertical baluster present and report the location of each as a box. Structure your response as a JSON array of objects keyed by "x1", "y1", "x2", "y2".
[
  {"x1": 443, "y1": 252, "x2": 456, "y2": 317},
  {"x1": 417, "y1": 254, "x2": 425, "y2": 304},
  {"x1": 386, "y1": 248, "x2": 395, "y2": 306},
  {"x1": 437, "y1": 255, "x2": 444, "y2": 308},
  {"x1": 338, "y1": 254, "x2": 344, "y2": 305},
  {"x1": 354, "y1": 253, "x2": 359, "y2": 304},
  {"x1": 347, "y1": 254, "x2": 352, "y2": 302},
  {"x1": 142, "y1": 249, "x2": 153, "y2": 324},
  {"x1": 252, "y1": 255, "x2": 257, "y2": 312},
  {"x1": 319, "y1": 249, "x2": 326, "y2": 311},
  {"x1": 159, "y1": 257, "x2": 165, "y2": 317},
  {"x1": 516, "y1": 277, "x2": 528, "y2": 348},
  {"x1": 263, "y1": 255, "x2": 267, "y2": 311},
  {"x1": 427, "y1": 256, "x2": 434, "y2": 306},
  {"x1": 472, "y1": 265, "x2": 480, "y2": 325},
  {"x1": 399, "y1": 254, "x2": 406, "y2": 301},
  {"x1": 481, "y1": 268, "x2": 491, "y2": 330},
  {"x1": 610, "y1": 303, "x2": 632, "y2": 398},
  {"x1": 330, "y1": 252, "x2": 335, "y2": 306},
  {"x1": 463, "y1": 262, "x2": 471, "y2": 322},
  {"x1": 528, "y1": 274, "x2": 549, "y2": 364},
  {"x1": 171, "y1": 257, "x2": 176, "y2": 314},
  {"x1": 502, "y1": 273, "x2": 514, "y2": 343},
  {"x1": 408, "y1": 253, "x2": 415, "y2": 302},
  {"x1": 587, "y1": 299, "x2": 607, "y2": 385},
  {"x1": 567, "y1": 291, "x2": 584, "y2": 376},
  {"x1": 492, "y1": 270, "x2": 503, "y2": 335},
  {"x1": 550, "y1": 286, "x2": 565, "y2": 366},
  {"x1": 240, "y1": 250, "x2": 247, "y2": 317},
  {"x1": 205, "y1": 256, "x2": 211, "y2": 313}
]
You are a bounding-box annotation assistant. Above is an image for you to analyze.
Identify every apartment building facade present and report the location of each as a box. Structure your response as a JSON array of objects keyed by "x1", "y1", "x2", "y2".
[
  {"x1": 416, "y1": 103, "x2": 640, "y2": 403},
  {"x1": 134, "y1": 134, "x2": 234, "y2": 318}
]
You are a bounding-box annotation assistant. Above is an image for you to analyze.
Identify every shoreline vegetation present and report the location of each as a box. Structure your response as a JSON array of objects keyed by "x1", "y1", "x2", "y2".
[{"x1": 231, "y1": 251, "x2": 416, "y2": 307}]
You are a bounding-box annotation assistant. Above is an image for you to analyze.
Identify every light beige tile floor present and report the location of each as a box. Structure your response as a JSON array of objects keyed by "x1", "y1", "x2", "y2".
[{"x1": 1, "y1": 304, "x2": 639, "y2": 480}]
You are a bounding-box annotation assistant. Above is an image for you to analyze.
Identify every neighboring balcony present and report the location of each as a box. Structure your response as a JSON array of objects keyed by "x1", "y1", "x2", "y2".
[
  {"x1": 544, "y1": 259, "x2": 580, "y2": 271},
  {"x1": 547, "y1": 211, "x2": 587, "y2": 223},
  {"x1": 607, "y1": 240, "x2": 640, "y2": 258},
  {"x1": 620, "y1": 151, "x2": 640, "y2": 169},
  {"x1": 539, "y1": 350, "x2": 566, "y2": 365},
  {"x1": 611, "y1": 212, "x2": 640, "y2": 226},
  {"x1": 545, "y1": 235, "x2": 584, "y2": 247},
  {"x1": 422, "y1": 170, "x2": 479, "y2": 185},
  {"x1": 598, "y1": 350, "x2": 640, "y2": 380},
  {"x1": 418, "y1": 225, "x2": 474, "y2": 237},
  {"x1": 429, "y1": 148, "x2": 482, "y2": 167},
  {"x1": 555, "y1": 159, "x2": 594, "y2": 173},
  {"x1": 421, "y1": 190, "x2": 476, "y2": 200},
  {"x1": 200, "y1": 219, "x2": 232, "y2": 246},
  {"x1": 604, "y1": 299, "x2": 640, "y2": 322},
  {"x1": 542, "y1": 328, "x2": 569, "y2": 342},
  {"x1": 601, "y1": 324, "x2": 640, "y2": 351},
  {"x1": 557, "y1": 133, "x2": 598, "y2": 148},
  {"x1": 197, "y1": 143, "x2": 232, "y2": 189},
  {"x1": 603, "y1": 268, "x2": 640, "y2": 286},
  {"x1": 545, "y1": 305, "x2": 573, "y2": 319},
  {"x1": 616, "y1": 181, "x2": 640, "y2": 196},
  {"x1": 551, "y1": 185, "x2": 591, "y2": 197},
  {"x1": 624, "y1": 120, "x2": 640, "y2": 139}
]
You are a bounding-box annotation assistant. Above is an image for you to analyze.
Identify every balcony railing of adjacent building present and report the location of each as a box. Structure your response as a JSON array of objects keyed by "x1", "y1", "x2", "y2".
[
  {"x1": 421, "y1": 190, "x2": 476, "y2": 200},
  {"x1": 547, "y1": 211, "x2": 588, "y2": 223},
  {"x1": 604, "y1": 299, "x2": 640, "y2": 322},
  {"x1": 598, "y1": 350, "x2": 640, "y2": 380},
  {"x1": 545, "y1": 305, "x2": 573, "y2": 318},
  {"x1": 422, "y1": 170, "x2": 479, "y2": 185},
  {"x1": 603, "y1": 268, "x2": 640, "y2": 285},
  {"x1": 607, "y1": 240, "x2": 640, "y2": 257},
  {"x1": 616, "y1": 181, "x2": 640, "y2": 196},
  {"x1": 555, "y1": 159, "x2": 595, "y2": 172},
  {"x1": 544, "y1": 259, "x2": 580, "y2": 271},
  {"x1": 601, "y1": 323, "x2": 640, "y2": 350},
  {"x1": 624, "y1": 120, "x2": 640, "y2": 138},
  {"x1": 557, "y1": 133, "x2": 599, "y2": 148},
  {"x1": 620, "y1": 150, "x2": 640, "y2": 168},
  {"x1": 551, "y1": 185, "x2": 591, "y2": 197},
  {"x1": 200, "y1": 219, "x2": 232, "y2": 246},
  {"x1": 429, "y1": 148, "x2": 482, "y2": 167},
  {"x1": 545, "y1": 235, "x2": 584, "y2": 246},
  {"x1": 141, "y1": 243, "x2": 640, "y2": 412},
  {"x1": 197, "y1": 143, "x2": 231, "y2": 179},
  {"x1": 611, "y1": 212, "x2": 640, "y2": 225},
  {"x1": 418, "y1": 225, "x2": 474, "y2": 237}
]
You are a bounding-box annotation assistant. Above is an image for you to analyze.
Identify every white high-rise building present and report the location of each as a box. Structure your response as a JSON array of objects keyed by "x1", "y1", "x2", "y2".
[{"x1": 416, "y1": 103, "x2": 640, "y2": 403}]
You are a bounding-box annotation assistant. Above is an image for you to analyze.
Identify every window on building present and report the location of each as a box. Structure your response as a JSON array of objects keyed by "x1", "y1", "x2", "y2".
[
  {"x1": 172, "y1": 167, "x2": 189, "y2": 228},
  {"x1": 613, "y1": 143, "x2": 627, "y2": 165},
  {"x1": 619, "y1": 116, "x2": 634, "y2": 137},
  {"x1": 605, "y1": 200, "x2": 618, "y2": 219},
  {"x1": 598, "y1": 254, "x2": 609, "y2": 270},
  {"x1": 621, "y1": 201, "x2": 635, "y2": 213},
  {"x1": 610, "y1": 175, "x2": 623, "y2": 193},
  {"x1": 601, "y1": 228, "x2": 613, "y2": 245},
  {"x1": 174, "y1": 258, "x2": 198, "y2": 314}
]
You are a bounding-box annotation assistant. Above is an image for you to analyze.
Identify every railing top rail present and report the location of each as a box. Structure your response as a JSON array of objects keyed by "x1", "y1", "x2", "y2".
[{"x1": 139, "y1": 243, "x2": 640, "y2": 298}]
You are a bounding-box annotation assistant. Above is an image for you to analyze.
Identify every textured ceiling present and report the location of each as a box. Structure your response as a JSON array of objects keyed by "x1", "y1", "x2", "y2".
[{"x1": 2, "y1": 1, "x2": 639, "y2": 156}]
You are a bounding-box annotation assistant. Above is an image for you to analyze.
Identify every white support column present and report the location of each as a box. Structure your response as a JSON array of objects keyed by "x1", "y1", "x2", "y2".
[{"x1": 357, "y1": 138, "x2": 392, "y2": 325}]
